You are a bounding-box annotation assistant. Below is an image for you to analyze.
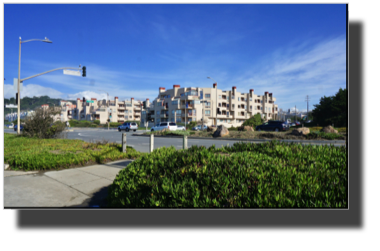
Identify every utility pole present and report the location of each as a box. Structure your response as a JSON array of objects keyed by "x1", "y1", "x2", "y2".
[{"x1": 305, "y1": 95, "x2": 310, "y2": 119}]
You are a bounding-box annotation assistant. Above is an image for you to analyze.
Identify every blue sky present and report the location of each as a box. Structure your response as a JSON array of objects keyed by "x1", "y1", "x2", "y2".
[{"x1": 3, "y1": 4, "x2": 347, "y2": 113}]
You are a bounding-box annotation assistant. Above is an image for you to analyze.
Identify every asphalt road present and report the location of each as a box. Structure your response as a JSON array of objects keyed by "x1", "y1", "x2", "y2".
[{"x1": 4, "y1": 128, "x2": 346, "y2": 153}]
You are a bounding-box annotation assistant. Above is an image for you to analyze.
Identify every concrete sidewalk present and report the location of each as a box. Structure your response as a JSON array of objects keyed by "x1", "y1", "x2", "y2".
[{"x1": 4, "y1": 159, "x2": 134, "y2": 208}]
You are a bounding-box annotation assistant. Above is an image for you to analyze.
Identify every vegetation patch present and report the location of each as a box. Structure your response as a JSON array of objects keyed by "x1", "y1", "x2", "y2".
[
  {"x1": 107, "y1": 141, "x2": 347, "y2": 208},
  {"x1": 4, "y1": 133, "x2": 144, "y2": 171}
]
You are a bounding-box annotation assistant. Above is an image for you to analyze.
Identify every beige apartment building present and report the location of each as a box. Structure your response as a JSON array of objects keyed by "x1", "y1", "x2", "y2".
[
  {"x1": 73, "y1": 97, "x2": 144, "y2": 124},
  {"x1": 142, "y1": 84, "x2": 278, "y2": 128}
]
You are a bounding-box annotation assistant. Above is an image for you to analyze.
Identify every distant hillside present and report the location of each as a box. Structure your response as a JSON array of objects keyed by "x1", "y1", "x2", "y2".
[{"x1": 4, "y1": 95, "x2": 76, "y2": 115}]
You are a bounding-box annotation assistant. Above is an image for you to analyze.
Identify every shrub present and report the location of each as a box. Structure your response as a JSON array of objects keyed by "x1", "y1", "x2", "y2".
[
  {"x1": 109, "y1": 122, "x2": 122, "y2": 127},
  {"x1": 107, "y1": 141, "x2": 347, "y2": 208},
  {"x1": 228, "y1": 126, "x2": 238, "y2": 131},
  {"x1": 93, "y1": 120, "x2": 100, "y2": 125},
  {"x1": 242, "y1": 114, "x2": 263, "y2": 129},
  {"x1": 186, "y1": 121, "x2": 197, "y2": 130},
  {"x1": 22, "y1": 107, "x2": 65, "y2": 139}
]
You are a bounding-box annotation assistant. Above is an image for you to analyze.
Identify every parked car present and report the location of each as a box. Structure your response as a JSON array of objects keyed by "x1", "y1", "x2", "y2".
[
  {"x1": 118, "y1": 122, "x2": 138, "y2": 132},
  {"x1": 177, "y1": 126, "x2": 186, "y2": 131},
  {"x1": 8, "y1": 123, "x2": 14, "y2": 128},
  {"x1": 295, "y1": 121, "x2": 301, "y2": 126},
  {"x1": 256, "y1": 121, "x2": 289, "y2": 132},
  {"x1": 14, "y1": 124, "x2": 24, "y2": 131},
  {"x1": 192, "y1": 125, "x2": 208, "y2": 131},
  {"x1": 150, "y1": 122, "x2": 178, "y2": 132},
  {"x1": 306, "y1": 120, "x2": 312, "y2": 123}
]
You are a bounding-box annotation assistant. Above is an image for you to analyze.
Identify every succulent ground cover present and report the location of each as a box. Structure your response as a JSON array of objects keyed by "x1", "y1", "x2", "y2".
[
  {"x1": 142, "y1": 127, "x2": 346, "y2": 140},
  {"x1": 107, "y1": 141, "x2": 347, "y2": 208},
  {"x1": 4, "y1": 133, "x2": 144, "y2": 171}
]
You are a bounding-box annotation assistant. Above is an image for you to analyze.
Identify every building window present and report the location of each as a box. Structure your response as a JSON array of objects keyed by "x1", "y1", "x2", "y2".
[
  {"x1": 232, "y1": 96, "x2": 235, "y2": 99},
  {"x1": 156, "y1": 111, "x2": 160, "y2": 115},
  {"x1": 238, "y1": 97, "x2": 240, "y2": 101},
  {"x1": 228, "y1": 119, "x2": 231, "y2": 123},
  {"x1": 227, "y1": 112, "x2": 229, "y2": 116},
  {"x1": 205, "y1": 94, "x2": 211, "y2": 98},
  {"x1": 261, "y1": 107, "x2": 263, "y2": 110},
  {"x1": 232, "y1": 104, "x2": 235, "y2": 109},
  {"x1": 227, "y1": 104, "x2": 229, "y2": 109},
  {"x1": 129, "y1": 116, "x2": 132, "y2": 118},
  {"x1": 250, "y1": 98, "x2": 252, "y2": 101},
  {"x1": 218, "y1": 103, "x2": 221, "y2": 107},
  {"x1": 238, "y1": 105, "x2": 241, "y2": 109},
  {"x1": 176, "y1": 118, "x2": 181, "y2": 123},
  {"x1": 205, "y1": 110, "x2": 211, "y2": 115},
  {"x1": 218, "y1": 95, "x2": 222, "y2": 99},
  {"x1": 261, "y1": 100, "x2": 263, "y2": 103}
]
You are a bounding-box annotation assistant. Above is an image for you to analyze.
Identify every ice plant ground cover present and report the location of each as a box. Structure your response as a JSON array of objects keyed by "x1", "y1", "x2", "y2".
[
  {"x1": 107, "y1": 141, "x2": 347, "y2": 208},
  {"x1": 4, "y1": 133, "x2": 144, "y2": 171}
]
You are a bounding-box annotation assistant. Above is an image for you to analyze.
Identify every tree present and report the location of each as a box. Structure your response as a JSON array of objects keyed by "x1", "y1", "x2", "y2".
[
  {"x1": 22, "y1": 107, "x2": 66, "y2": 139},
  {"x1": 312, "y1": 88, "x2": 347, "y2": 127},
  {"x1": 242, "y1": 113, "x2": 263, "y2": 128}
]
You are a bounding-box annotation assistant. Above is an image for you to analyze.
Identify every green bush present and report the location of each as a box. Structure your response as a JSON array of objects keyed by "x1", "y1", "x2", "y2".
[
  {"x1": 186, "y1": 121, "x2": 197, "y2": 130},
  {"x1": 228, "y1": 126, "x2": 238, "y2": 131},
  {"x1": 242, "y1": 114, "x2": 263, "y2": 129},
  {"x1": 93, "y1": 120, "x2": 100, "y2": 125},
  {"x1": 109, "y1": 122, "x2": 122, "y2": 127},
  {"x1": 108, "y1": 141, "x2": 347, "y2": 208}
]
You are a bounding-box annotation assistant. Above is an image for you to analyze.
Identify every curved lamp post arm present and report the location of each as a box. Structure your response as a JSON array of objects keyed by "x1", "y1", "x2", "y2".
[
  {"x1": 20, "y1": 67, "x2": 81, "y2": 82},
  {"x1": 21, "y1": 38, "x2": 52, "y2": 44}
]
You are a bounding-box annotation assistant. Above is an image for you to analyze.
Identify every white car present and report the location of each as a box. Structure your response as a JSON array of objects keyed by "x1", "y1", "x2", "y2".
[
  {"x1": 177, "y1": 126, "x2": 186, "y2": 131},
  {"x1": 8, "y1": 124, "x2": 14, "y2": 128},
  {"x1": 192, "y1": 125, "x2": 208, "y2": 131},
  {"x1": 150, "y1": 122, "x2": 178, "y2": 132}
]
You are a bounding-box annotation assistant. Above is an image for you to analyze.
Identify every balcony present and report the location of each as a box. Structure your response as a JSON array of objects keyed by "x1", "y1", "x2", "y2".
[
  {"x1": 134, "y1": 113, "x2": 141, "y2": 117},
  {"x1": 181, "y1": 105, "x2": 194, "y2": 109},
  {"x1": 118, "y1": 106, "x2": 125, "y2": 110},
  {"x1": 180, "y1": 95, "x2": 199, "y2": 100},
  {"x1": 134, "y1": 106, "x2": 141, "y2": 111}
]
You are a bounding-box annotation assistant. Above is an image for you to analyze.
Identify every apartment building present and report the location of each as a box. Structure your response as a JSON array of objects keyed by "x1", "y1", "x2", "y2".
[
  {"x1": 74, "y1": 97, "x2": 144, "y2": 124},
  {"x1": 143, "y1": 84, "x2": 278, "y2": 128},
  {"x1": 59, "y1": 101, "x2": 76, "y2": 122}
]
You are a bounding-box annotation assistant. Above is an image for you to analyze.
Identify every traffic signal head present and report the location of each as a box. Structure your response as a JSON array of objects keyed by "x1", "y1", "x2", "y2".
[
  {"x1": 83, "y1": 97, "x2": 86, "y2": 103},
  {"x1": 82, "y1": 66, "x2": 86, "y2": 77},
  {"x1": 16, "y1": 93, "x2": 18, "y2": 105}
]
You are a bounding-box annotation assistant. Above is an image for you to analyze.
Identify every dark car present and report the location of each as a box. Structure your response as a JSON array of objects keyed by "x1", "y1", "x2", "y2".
[
  {"x1": 256, "y1": 121, "x2": 288, "y2": 132},
  {"x1": 14, "y1": 124, "x2": 24, "y2": 131}
]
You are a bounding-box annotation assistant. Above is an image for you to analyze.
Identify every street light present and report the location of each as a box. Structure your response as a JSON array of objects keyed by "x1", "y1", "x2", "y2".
[
  {"x1": 17, "y1": 37, "x2": 52, "y2": 134},
  {"x1": 207, "y1": 76, "x2": 218, "y2": 127}
]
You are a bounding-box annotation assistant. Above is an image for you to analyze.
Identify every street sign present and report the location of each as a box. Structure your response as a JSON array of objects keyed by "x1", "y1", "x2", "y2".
[
  {"x1": 86, "y1": 100, "x2": 94, "y2": 103},
  {"x1": 13, "y1": 78, "x2": 23, "y2": 91},
  {"x1": 5, "y1": 104, "x2": 18, "y2": 108},
  {"x1": 63, "y1": 69, "x2": 81, "y2": 76}
]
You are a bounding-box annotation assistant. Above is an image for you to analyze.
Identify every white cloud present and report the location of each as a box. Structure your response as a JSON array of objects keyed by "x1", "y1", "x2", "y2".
[{"x1": 3, "y1": 84, "x2": 64, "y2": 99}]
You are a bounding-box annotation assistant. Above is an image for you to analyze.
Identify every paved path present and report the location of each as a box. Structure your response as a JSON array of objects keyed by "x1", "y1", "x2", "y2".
[{"x1": 4, "y1": 159, "x2": 134, "y2": 208}]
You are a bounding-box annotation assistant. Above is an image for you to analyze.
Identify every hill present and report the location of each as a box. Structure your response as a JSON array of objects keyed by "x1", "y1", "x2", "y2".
[{"x1": 4, "y1": 95, "x2": 76, "y2": 115}]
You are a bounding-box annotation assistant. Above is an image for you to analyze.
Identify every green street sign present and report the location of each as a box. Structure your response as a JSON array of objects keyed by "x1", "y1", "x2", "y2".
[{"x1": 86, "y1": 100, "x2": 94, "y2": 103}]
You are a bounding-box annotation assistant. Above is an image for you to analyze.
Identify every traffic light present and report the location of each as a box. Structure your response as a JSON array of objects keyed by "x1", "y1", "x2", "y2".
[
  {"x1": 82, "y1": 66, "x2": 86, "y2": 77},
  {"x1": 16, "y1": 93, "x2": 18, "y2": 105},
  {"x1": 107, "y1": 119, "x2": 110, "y2": 122},
  {"x1": 83, "y1": 97, "x2": 86, "y2": 103}
]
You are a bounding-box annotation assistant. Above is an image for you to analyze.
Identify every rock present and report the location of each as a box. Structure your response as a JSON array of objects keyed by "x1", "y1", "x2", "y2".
[
  {"x1": 207, "y1": 127, "x2": 217, "y2": 132},
  {"x1": 291, "y1": 128, "x2": 310, "y2": 135},
  {"x1": 213, "y1": 125, "x2": 229, "y2": 137},
  {"x1": 243, "y1": 126, "x2": 254, "y2": 131},
  {"x1": 321, "y1": 125, "x2": 338, "y2": 134}
]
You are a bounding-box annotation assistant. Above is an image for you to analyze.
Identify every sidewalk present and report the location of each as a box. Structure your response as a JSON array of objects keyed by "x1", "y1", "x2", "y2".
[{"x1": 4, "y1": 159, "x2": 134, "y2": 208}]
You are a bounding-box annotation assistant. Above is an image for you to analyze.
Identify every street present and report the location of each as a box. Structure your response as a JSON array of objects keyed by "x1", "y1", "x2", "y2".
[{"x1": 4, "y1": 128, "x2": 346, "y2": 152}]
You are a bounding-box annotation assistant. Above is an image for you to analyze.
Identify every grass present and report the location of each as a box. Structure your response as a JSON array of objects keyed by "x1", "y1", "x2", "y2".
[{"x1": 4, "y1": 133, "x2": 145, "y2": 171}]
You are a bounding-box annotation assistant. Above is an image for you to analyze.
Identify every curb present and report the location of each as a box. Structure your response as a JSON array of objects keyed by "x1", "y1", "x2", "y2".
[{"x1": 132, "y1": 134, "x2": 346, "y2": 144}]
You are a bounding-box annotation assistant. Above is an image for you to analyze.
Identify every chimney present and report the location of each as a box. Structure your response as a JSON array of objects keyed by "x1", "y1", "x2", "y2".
[
  {"x1": 115, "y1": 97, "x2": 119, "y2": 103},
  {"x1": 250, "y1": 89, "x2": 254, "y2": 97},
  {"x1": 131, "y1": 98, "x2": 134, "y2": 103},
  {"x1": 232, "y1": 86, "x2": 236, "y2": 94},
  {"x1": 265, "y1": 92, "x2": 269, "y2": 95},
  {"x1": 213, "y1": 83, "x2": 217, "y2": 88},
  {"x1": 159, "y1": 87, "x2": 166, "y2": 93},
  {"x1": 91, "y1": 98, "x2": 97, "y2": 100},
  {"x1": 173, "y1": 85, "x2": 180, "y2": 97}
]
